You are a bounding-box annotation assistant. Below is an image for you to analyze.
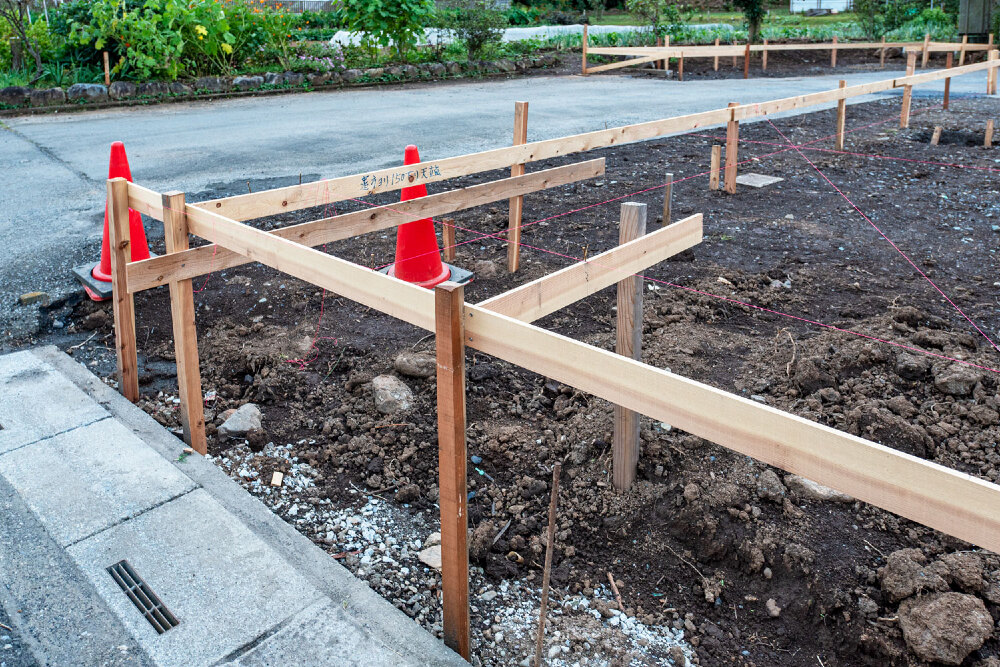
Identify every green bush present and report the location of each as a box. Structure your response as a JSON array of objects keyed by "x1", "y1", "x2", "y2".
[
  {"x1": 447, "y1": 2, "x2": 506, "y2": 59},
  {"x1": 338, "y1": 0, "x2": 434, "y2": 58},
  {"x1": 624, "y1": 0, "x2": 680, "y2": 38}
]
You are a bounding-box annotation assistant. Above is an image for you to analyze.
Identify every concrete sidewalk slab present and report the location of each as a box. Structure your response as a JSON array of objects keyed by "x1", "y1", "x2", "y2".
[
  {"x1": 0, "y1": 350, "x2": 108, "y2": 455},
  {"x1": 0, "y1": 418, "x2": 196, "y2": 546},
  {"x1": 68, "y1": 489, "x2": 321, "y2": 667},
  {"x1": 0, "y1": 346, "x2": 468, "y2": 667}
]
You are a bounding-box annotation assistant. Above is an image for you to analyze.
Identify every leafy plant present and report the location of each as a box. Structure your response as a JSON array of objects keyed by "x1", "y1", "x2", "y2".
[
  {"x1": 625, "y1": 0, "x2": 680, "y2": 38},
  {"x1": 732, "y1": 0, "x2": 765, "y2": 43},
  {"x1": 0, "y1": 0, "x2": 47, "y2": 77},
  {"x1": 447, "y1": 2, "x2": 506, "y2": 59},
  {"x1": 338, "y1": 0, "x2": 434, "y2": 59}
]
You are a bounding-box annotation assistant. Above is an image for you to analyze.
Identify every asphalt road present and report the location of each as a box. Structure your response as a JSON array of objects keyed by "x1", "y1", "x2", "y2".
[
  {"x1": 0, "y1": 600, "x2": 36, "y2": 667},
  {"x1": 0, "y1": 68, "x2": 991, "y2": 339}
]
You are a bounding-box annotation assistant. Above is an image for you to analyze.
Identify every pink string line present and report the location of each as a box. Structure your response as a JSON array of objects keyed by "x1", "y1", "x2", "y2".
[
  {"x1": 508, "y1": 236, "x2": 1000, "y2": 375},
  {"x1": 765, "y1": 116, "x2": 1000, "y2": 354}
]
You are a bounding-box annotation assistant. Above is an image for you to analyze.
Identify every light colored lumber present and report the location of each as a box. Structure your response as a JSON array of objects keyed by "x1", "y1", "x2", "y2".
[
  {"x1": 743, "y1": 42, "x2": 750, "y2": 79},
  {"x1": 477, "y1": 214, "x2": 702, "y2": 323},
  {"x1": 127, "y1": 159, "x2": 605, "y2": 292},
  {"x1": 880, "y1": 36, "x2": 886, "y2": 68},
  {"x1": 435, "y1": 281, "x2": 470, "y2": 660},
  {"x1": 128, "y1": 182, "x2": 165, "y2": 220},
  {"x1": 508, "y1": 101, "x2": 529, "y2": 273},
  {"x1": 944, "y1": 51, "x2": 953, "y2": 110},
  {"x1": 582, "y1": 23, "x2": 588, "y2": 75},
  {"x1": 108, "y1": 177, "x2": 139, "y2": 403},
  {"x1": 713, "y1": 37, "x2": 719, "y2": 70},
  {"x1": 835, "y1": 80, "x2": 847, "y2": 151},
  {"x1": 724, "y1": 103, "x2": 739, "y2": 194},
  {"x1": 922, "y1": 33, "x2": 931, "y2": 68},
  {"x1": 831, "y1": 35, "x2": 838, "y2": 68},
  {"x1": 989, "y1": 50, "x2": 999, "y2": 95},
  {"x1": 613, "y1": 202, "x2": 645, "y2": 491},
  {"x1": 441, "y1": 217, "x2": 456, "y2": 262},
  {"x1": 678, "y1": 52, "x2": 684, "y2": 81},
  {"x1": 959, "y1": 34, "x2": 968, "y2": 65},
  {"x1": 931, "y1": 126, "x2": 942, "y2": 145},
  {"x1": 162, "y1": 191, "x2": 207, "y2": 454},
  {"x1": 762, "y1": 39, "x2": 768, "y2": 70},
  {"x1": 986, "y1": 119, "x2": 995, "y2": 148},
  {"x1": 709, "y1": 145, "x2": 721, "y2": 190},
  {"x1": 662, "y1": 171, "x2": 673, "y2": 226},
  {"x1": 901, "y1": 53, "x2": 916, "y2": 129},
  {"x1": 460, "y1": 303, "x2": 1000, "y2": 557},
  {"x1": 584, "y1": 53, "x2": 664, "y2": 74}
]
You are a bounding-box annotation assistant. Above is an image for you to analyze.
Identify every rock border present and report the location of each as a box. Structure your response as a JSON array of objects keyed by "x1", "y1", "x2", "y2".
[{"x1": 0, "y1": 55, "x2": 560, "y2": 117}]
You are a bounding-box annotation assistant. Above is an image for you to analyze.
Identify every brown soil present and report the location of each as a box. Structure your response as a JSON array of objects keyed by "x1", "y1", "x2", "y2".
[{"x1": 42, "y1": 94, "x2": 1000, "y2": 666}]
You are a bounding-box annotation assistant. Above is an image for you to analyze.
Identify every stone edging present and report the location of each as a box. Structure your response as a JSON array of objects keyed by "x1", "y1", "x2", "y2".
[{"x1": 0, "y1": 54, "x2": 560, "y2": 116}]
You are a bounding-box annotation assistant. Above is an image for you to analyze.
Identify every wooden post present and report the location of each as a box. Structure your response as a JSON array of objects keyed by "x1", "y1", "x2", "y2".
[
  {"x1": 714, "y1": 37, "x2": 720, "y2": 71},
  {"x1": 900, "y1": 52, "x2": 916, "y2": 129},
  {"x1": 762, "y1": 39, "x2": 768, "y2": 70},
  {"x1": 988, "y1": 50, "x2": 999, "y2": 96},
  {"x1": 986, "y1": 120, "x2": 995, "y2": 148},
  {"x1": 662, "y1": 172, "x2": 673, "y2": 226},
  {"x1": 162, "y1": 191, "x2": 207, "y2": 455},
  {"x1": 678, "y1": 52, "x2": 684, "y2": 80},
  {"x1": 507, "y1": 101, "x2": 529, "y2": 273},
  {"x1": 880, "y1": 36, "x2": 887, "y2": 68},
  {"x1": 108, "y1": 178, "x2": 139, "y2": 403},
  {"x1": 931, "y1": 126, "x2": 942, "y2": 145},
  {"x1": 724, "y1": 102, "x2": 739, "y2": 194},
  {"x1": 435, "y1": 281, "x2": 469, "y2": 660},
  {"x1": 103, "y1": 51, "x2": 110, "y2": 86},
  {"x1": 709, "y1": 145, "x2": 721, "y2": 191},
  {"x1": 581, "y1": 24, "x2": 588, "y2": 75},
  {"x1": 921, "y1": 32, "x2": 931, "y2": 68},
  {"x1": 835, "y1": 79, "x2": 847, "y2": 151},
  {"x1": 959, "y1": 35, "x2": 968, "y2": 66},
  {"x1": 743, "y1": 42, "x2": 750, "y2": 79},
  {"x1": 654, "y1": 37, "x2": 662, "y2": 70},
  {"x1": 613, "y1": 202, "x2": 645, "y2": 492},
  {"x1": 831, "y1": 35, "x2": 838, "y2": 68},
  {"x1": 441, "y1": 218, "x2": 456, "y2": 262},
  {"x1": 943, "y1": 51, "x2": 953, "y2": 110}
]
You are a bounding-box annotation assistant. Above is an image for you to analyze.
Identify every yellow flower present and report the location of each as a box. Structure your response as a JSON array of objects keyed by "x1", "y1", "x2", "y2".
[
  {"x1": 194, "y1": 24, "x2": 208, "y2": 36},
  {"x1": 221, "y1": 43, "x2": 233, "y2": 54}
]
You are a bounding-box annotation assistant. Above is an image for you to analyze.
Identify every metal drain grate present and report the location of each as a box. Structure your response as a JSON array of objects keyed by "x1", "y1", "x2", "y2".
[{"x1": 106, "y1": 560, "x2": 179, "y2": 634}]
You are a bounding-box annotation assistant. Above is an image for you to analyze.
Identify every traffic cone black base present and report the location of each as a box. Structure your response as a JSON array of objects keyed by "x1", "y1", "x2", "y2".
[{"x1": 72, "y1": 262, "x2": 114, "y2": 301}]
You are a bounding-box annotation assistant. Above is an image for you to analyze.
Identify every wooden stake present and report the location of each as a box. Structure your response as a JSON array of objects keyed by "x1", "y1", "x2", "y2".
[
  {"x1": 880, "y1": 36, "x2": 886, "y2": 68},
  {"x1": 108, "y1": 178, "x2": 139, "y2": 403},
  {"x1": 582, "y1": 24, "x2": 588, "y2": 75},
  {"x1": 709, "y1": 145, "x2": 721, "y2": 191},
  {"x1": 613, "y1": 202, "x2": 645, "y2": 492},
  {"x1": 931, "y1": 126, "x2": 942, "y2": 145},
  {"x1": 103, "y1": 51, "x2": 110, "y2": 86},
  {"x1": 900, "y1": 53, "x2": 916, "y2": 129},
  {"x1": 988, "y1": 49, "x2": 999, "y2": 96},
  {"x1": 435, "y1": 281, "x2": 469, "y2": 660},
  {"x1": 743, "y1": 42, "x2": 750, "y2": 79},
  {"x1": 835, "y1": 80, "x2": 847, "y2": 151},
  {"x1": 986, "y1": 119, "x2": 995, "y2": 148},
  {"x1": 662, "y1": 172, "x2": 673, "y2": 226},
  {"x1": 678, "y1": 52, "x2": 684, "y2": 81},
  {"x1": 507, "y1": 101, "x2": 529, "y2": 273},
  {"x1": 943, "y1": 51, "x2": 953, "y2": 110},
  {"x1": 714, "y1": 37, "x2": 720, "y2": 71},
  {"x1": 959, "y1": 35, "x2": 968, "y2": 66},
  {"x1": 762, "y1": 39, "x2": 768, "y2": 70},
  {"x1": 532, "y1": 463, "x2": 561, "y2": 667},
  {"x1": 724, "y1": 102, "x2": 739, "y2": 194},
  {"x1": 162, "y1": 191, "x2": 207, "y2": 454},
  {"x1": 831, "y1": 36, "x2": 838, "y2": 68},
  {"x1": 441, "y1": 217, "x2": 456, "y2": 262},
  {"x1": 921, "y1": 33, "x2": 931, "y2": 68}
]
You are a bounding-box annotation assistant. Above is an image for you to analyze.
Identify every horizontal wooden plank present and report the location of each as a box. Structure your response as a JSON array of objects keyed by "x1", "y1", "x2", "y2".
[
  {"x1": 893, "y1": 56, "x2": 999, "y2": 87},
  {"x1": 478, "y1": 213, "x2": 702, "y2": 322},
  {"x1": 127, "y1": 159, "x2": 605, "y2": 292},
  {"x1": 179, "y1": 201, "x2": 1000, "y2": 556},
  {"x1": 128, "y1": 182, "x2": 165, "y2": 221},
  {"x1": 194, "y1": 109, "x2": 733, "y2": 222},
  {"x1": 183, "y1": 204, "x2": 437, "y2": 329},
  {"x1": 462, "y1": 303, "x2": 1000, "y2": 555},
  {"x1": 585, "y1": 53, "x2": 665, "y2": 74}
]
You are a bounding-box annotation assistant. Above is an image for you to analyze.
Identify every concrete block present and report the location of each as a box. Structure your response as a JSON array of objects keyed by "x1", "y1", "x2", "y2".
[
  {"x1": 68, "y1": 489, "x2": 321, "y2": 667},
  {"x1": 735, "y1": 173, "x2": 785, "y2": 188},
  {"x1": 0, "y1": 419, "x2": 196, "y2": 546},
  {"x1": 0, "y1": 351, "x2": 108, "y2": 454}
]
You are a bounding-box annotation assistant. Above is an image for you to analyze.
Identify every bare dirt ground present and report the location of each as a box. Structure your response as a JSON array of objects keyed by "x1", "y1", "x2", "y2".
[{"x1": 20, "y1": 94, "x2": 1000, "y2": 666}]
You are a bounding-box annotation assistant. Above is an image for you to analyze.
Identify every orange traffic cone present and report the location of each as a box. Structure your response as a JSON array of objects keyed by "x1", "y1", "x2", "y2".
[
  {"x1": 73, "y1": 141, "x2": 151, "y2": 301},
  {"x1": 385, "y1": 145, "x2": 452, "y2": 288}
]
